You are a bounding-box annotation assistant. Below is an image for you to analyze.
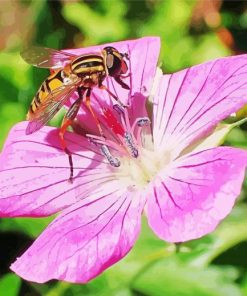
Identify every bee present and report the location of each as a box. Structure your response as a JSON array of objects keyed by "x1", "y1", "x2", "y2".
[{"x1": 21, "y1": 45, "x2": 130, "y2": 181}]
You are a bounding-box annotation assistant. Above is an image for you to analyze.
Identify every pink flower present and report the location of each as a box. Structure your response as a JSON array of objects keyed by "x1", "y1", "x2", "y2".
[{"x1": 1, "y1": 38, "x2": 247, "y2": 283}]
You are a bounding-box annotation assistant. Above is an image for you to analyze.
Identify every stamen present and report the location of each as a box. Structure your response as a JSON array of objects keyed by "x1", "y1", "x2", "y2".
[
  {"x1": 113, "y1": 104, "x2": 124, "y2": 115},
  {"x1": 122, "y1": 107, "x2": 131, "y2": 132},
  {"x1": 113, "y1": 104, "x2": 128, "y2": 131},
  {"x1": 102, "y1": 107, "x2": 125, "y2": 136},
  {"x1": 131, "y1": 117, "x2": 151, "y2": 147},
  {"x1": 101, "y1": 145, "x2": 120, "y2": 167},
  {"x1": 137, "y1": 117, "x2": 151, "y2": 127},
  {"x1": 86, "y1": 133, "x2": 126, "y2": 154},
  {"x1": 131, "y1": 117, "x2": 151, "y2": 134},
  {"x1": 124, "y1": 132, "x2": 138, "y2": 158},
  {"x1": 86, "y1": 100, "x2": 151, "y2": 162}
]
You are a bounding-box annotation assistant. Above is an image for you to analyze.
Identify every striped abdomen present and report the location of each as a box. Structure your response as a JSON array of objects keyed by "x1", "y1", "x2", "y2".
[
  {"x1": 27, "y1": 70, "x2": 64, "y2": 117},
  {"x1": 71, "y1": 54, "x2": 105, "y2": 75}
]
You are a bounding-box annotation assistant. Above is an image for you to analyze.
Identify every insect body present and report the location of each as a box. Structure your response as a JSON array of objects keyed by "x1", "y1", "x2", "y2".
[
  {"x1": 24, "y1": 47, "x2": 129, "y2": 134},
  {"x1": 22, "y1": 45, "x2": 130, "y2": 180}
]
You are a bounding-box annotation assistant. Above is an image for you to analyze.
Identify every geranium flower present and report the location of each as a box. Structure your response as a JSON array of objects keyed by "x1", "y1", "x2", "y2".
[{"x1": 1, "y1": 38, "x2": 247, "y2": 283}]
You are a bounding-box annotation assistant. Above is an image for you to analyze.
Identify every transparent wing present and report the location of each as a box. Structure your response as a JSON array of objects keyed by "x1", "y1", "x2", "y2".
[
  {"x1": 21, "y1": 46, "x2": 77, "y2": 69},
  {"x1": 26, "y1": 84, "x2": 78, "y2": 135}
]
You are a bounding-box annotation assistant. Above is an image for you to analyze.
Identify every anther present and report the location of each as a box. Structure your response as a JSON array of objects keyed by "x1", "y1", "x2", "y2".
[
  {"x1": 124, "y1": 132, "x2": 138, "y2": 158},
  {"x1": 137, "y1": 117, "x2": 151, "y2": 127},
  {"x1": 113, "y1": 104, "x2": 125, "y2": 115},
  {"x1": 101, "y1": 145, "x2": 121, "y2": 167},
  {"x1": 87, "y1": 134, "x2": 106, "y2": 142}
]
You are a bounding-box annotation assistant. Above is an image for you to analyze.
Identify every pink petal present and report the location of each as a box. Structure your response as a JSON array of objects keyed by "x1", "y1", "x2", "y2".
[
  {"x1": 152, "y1": 55, "x2": 247, "y2": 156},
  {"x1": 65, "y1": 37, "x2": 160, "y2": 101},
  {"x1": 11, "y1": 188, "x2": 145, "y2": 283},
  {"x1": 146, "y1": 147, "x2": 247, "y2": 242},
  {"x1": 0, "y1": 122, "x2": 115, "y2": 217},
  {"x1": 64, "y1": 37, "x2": 160, "y2": 129}
]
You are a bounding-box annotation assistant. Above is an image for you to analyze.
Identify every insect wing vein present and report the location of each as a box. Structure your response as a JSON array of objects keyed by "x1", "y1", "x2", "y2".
[
  {"x1": 26, "y1": 85, "x2": 77, "y2": 134},
  {"x1": 21, "y1": 46, "x2": 77, "y2": 69}
]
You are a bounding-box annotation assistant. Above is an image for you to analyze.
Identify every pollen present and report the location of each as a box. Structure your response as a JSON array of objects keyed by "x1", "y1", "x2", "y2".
[
  {"x1": 115, "y1": 147, "x2": 172, "y2": 189},
  {"x1": 84, "y1": 101, "x2": 173, "y2": 186}
]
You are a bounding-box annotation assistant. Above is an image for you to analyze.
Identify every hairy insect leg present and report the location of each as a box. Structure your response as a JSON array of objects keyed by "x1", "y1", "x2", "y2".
[
  {"x1": 59, "y1": 87, "x2": 85, "y2": 182},
  {"x1": 85, "y1": 88, "x2": 104, "y2": 137}
]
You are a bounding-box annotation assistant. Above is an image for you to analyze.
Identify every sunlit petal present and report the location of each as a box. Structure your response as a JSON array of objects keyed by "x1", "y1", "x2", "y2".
[
  {"x1": 153, "y1": 55, "x2": 247, "y2": 156},
  {"x1": 11, "y1": 188, "x2": 145, "y2": 283},
  {"x1": 0, "y1": 122, "x2": 114, "y2": 217},
  {"x1": 146, "y1": 147, "x2": 247, "y2": 242}
]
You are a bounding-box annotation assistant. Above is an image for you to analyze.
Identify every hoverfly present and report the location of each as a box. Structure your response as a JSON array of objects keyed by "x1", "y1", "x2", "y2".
[{"x1": 21, "y1": 45, "x2": 130, "y2": 181}]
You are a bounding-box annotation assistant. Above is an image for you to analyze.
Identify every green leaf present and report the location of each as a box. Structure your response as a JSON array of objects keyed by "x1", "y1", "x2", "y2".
[
  {"x1": 0, "y1": 102, "x2": 26, "y2": 149},
  {"x1": 240, "y1": 273, "x2": 247, "y2": 295},
  {"x1": 0, "y1": 216, "x2": 54, "y2": 238},
  {"x1": 132, "y1": 259, "x2": 243, "y2": 296},
  {"x1": 186, "y1": 205, "x2": 247, "y2": 268},
  {"x1": 0, "y1": 273, "x2": 21, "y2": 296},
  {"x1": 62, "y1": 2, "x2": 128, "y2": 44}
]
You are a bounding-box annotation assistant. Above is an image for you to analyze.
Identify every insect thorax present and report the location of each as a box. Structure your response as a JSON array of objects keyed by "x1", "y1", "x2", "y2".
[{"x1": 71, "y1": 54, "x2": 105, "y2": 75}]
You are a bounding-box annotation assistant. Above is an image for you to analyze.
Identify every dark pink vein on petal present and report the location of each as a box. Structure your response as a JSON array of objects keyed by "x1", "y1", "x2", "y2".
[
  {"x1": 153, "y1": 186, "x2": 168, "y2": 226},
  {"x1": 169, "y1": 60, "x2": 216, "y2": 136},
  {"x1": 0, "y1": 168, "x2": 66, "y2": 192},
  {"x1": 0, "y1": 166, "x2": 103, "y2": 172},
  {"x1": 32, "y1": 176, "x2": 116, "y2": 213},
  {"x1": 176, "y1": 157, "x2": 228, "y2": 169},
  {"x1": 51, "y1": 187, "x2": 124, "y2": 226},
  {"x1": 159, "y1": 69, "x2": 190, "y2": 141},
  {"x1": 9, "y1": 137, "x2": 104, "y2": 159},
  {"x1": 61, "y1": 196, "x2": 132, "y2": 263},
  {"x1": 36, "y1": 187, "x2": 125, "y2": 253},
  {"x1": 51, "y1": 192, "x2": 126, "y2": 249},
  {"x1": 174, "y1": 85, "x2": 247, "y2": 148},
  {"x1": 46, "y1": 192, "x2": 130, "y2": 264},
  {"x1": 127, "y1": 44, "x2": 133, "y2": 101},
  {"x1": 0, "y1": 168, "x2": 110, "y2": 197},
  {"x1": 140, "y1": 42, "x2": 149, "y2": 92},
  {"x1": 173, "y1": 63, "x2": 247, "y2": 138},
  {"x1": 12, "y1": 175, "x2": 116, "y2": 215},
  {"x1": 157, "y1": 75, "x2": 171, "y2": 131},
  {"x1": 182, "y1": 83, "x2": 247, "y2": 131},
  {"x1": 160, "y1": 180, "x2": 182, "y2": 210},
  {"x1": 168, "y1": 176, "x2": 208, "y2": 187},
  {"x1": 179, "y1": 148, "x2": 240, "y2": 162}
]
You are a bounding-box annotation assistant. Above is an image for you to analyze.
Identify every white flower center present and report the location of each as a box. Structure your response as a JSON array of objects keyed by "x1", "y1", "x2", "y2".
[
  {"x1": 82, "y1": 100, "x2": 172, "y2": 189},
  {"x1": 115, "y1": 144, "x2": 172, "y2": 189}
]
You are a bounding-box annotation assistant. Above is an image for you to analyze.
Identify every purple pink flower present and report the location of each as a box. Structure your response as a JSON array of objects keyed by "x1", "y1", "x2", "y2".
[{"x1": 1, "y1": 37, "x2": 247, "y2": 283}]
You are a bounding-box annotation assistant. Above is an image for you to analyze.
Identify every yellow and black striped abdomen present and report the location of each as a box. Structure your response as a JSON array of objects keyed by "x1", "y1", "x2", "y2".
[
  {"x1": 71, "y1": 54, "x2": 105, "y2": 75},
  {"x1": 27, "y1": 70, "x2": 64, "y2": 117}
]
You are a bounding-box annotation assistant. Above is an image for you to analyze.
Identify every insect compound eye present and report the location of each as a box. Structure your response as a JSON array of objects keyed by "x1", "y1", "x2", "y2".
[
  {"x1": 103, "y1": 46, "x2": 116, "y2": 54},
  {"x1": 103, "y1": 46, "x2": 123, "y2": 76},
  {"x1": 106, "y1": 53, "x2": 114, "y2": 68}
]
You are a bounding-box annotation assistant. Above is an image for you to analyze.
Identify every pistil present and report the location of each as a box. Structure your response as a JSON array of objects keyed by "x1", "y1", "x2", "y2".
[{"x1": 86, "y1": 103, "x2": 151, "y2": 167}]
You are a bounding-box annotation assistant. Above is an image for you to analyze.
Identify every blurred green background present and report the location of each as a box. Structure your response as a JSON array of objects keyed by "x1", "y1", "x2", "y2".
[{"x1": 0, "y1": 0, "x2": 247, "y2": 295}]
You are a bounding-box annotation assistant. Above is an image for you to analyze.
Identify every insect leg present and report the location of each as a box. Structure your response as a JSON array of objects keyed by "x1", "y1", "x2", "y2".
[
  {"x1": 99, "y1": 85, "x2": 127, "y2": 107},
  {"x1": 59, "y1": 87, "x2": 85, "y2": 182},
  {"x1": 113, "y1": 76, "x2": 130, "y2": 90},
  {"x1": 119, "y1": 73, "x2": 131, "y2": 79},
  {"x1": 85, "y1": 88, "x2": 104, "y2": 136},
  {"x1": 85, "y1": 89, "x2": 122, "y2": 167}
]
